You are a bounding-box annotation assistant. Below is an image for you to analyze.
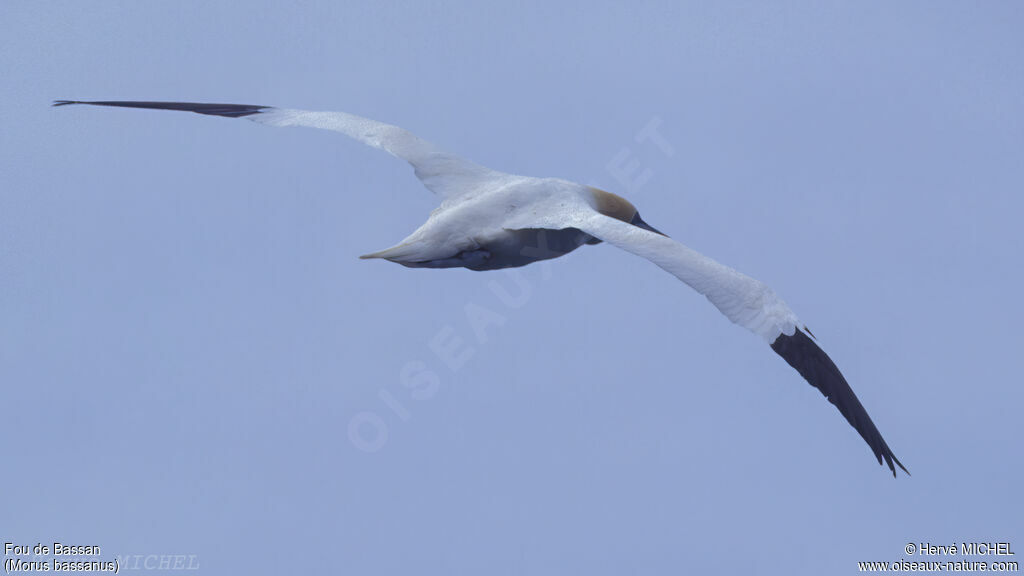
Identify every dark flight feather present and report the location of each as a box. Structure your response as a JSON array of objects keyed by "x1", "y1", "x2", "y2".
[
  {"x1": 55, "y1": 99, "x2": 909, "y2": 476},
  {"x1": 771, "y1": 328, "x2": 908, "y2": 476},
  {"x1": 52, "y1": 100, "x2": 269, "y2": 118}
]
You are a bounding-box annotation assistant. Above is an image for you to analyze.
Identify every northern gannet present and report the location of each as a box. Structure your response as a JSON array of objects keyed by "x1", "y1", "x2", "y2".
[{"x1": 54, "y1": 100, "x2": 908, "y2": 476}]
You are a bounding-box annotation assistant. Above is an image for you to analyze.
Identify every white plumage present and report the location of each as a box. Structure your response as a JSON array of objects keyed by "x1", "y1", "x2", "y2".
[{"x1": 55, "y1": 99, "x2": 907, "y2": 476}]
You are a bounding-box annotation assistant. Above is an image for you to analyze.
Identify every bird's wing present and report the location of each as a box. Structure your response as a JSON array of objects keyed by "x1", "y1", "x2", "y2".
[
  {"x1": 564, "y1": 210, "x2": 907, "y2": 476},
  {"x1": 52, "y1": 100, "x2": 504, "y2": 199}
]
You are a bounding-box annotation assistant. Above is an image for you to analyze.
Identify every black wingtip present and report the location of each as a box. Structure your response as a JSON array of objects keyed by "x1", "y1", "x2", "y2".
[
  {"x1": 51, "y1": 100, "x2": 270, "y2": 118},
  {"x1": 771, "y1": 328, "x2": 908, "y2": 477},
  {"x1": 893, "y1": 454, "x2": 910, "y2": 477}
]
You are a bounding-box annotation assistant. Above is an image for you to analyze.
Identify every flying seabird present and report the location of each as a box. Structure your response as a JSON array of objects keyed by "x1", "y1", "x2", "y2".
[{"x1": 54, "y1": 99, "x2": 908, "y2": 476}]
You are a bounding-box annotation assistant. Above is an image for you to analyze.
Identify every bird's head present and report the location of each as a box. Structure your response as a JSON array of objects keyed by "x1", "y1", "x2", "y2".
[{"x1": 587, "y1": 187, "x2": 666, "y2": 236}]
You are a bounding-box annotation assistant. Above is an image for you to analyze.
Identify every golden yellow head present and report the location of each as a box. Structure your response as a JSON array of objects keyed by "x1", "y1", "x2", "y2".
[
  {"x1": 587, "y1": 187, "x2": 638, "y2": 223},
  {"x1": 586, "y1": 187, "x2": 667, "y2": 237}
]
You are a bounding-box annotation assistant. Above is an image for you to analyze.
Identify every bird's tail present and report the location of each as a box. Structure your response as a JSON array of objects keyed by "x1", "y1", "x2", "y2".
[{"x1": 359, "y1": 241, "x2": 430, "y2": 263}]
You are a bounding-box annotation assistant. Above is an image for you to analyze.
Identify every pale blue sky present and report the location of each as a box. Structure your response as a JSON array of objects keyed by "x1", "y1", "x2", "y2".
[{"x1": 2, "y1": 1, "x2": 1022, "y2": 574}]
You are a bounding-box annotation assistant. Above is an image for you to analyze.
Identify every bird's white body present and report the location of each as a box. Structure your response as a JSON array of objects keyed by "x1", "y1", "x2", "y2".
[
  {"x1": 55, "y1": 99, "x2": 906, "y2": 476},
  {"x1": 362, "y1": 176, "x2": 588, "y2": 267}
]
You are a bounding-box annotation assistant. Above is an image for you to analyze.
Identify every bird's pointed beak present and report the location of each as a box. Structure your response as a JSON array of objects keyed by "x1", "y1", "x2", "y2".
[{"x1": 630, "y1": 212, "x2": 668, "y2": 237}]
